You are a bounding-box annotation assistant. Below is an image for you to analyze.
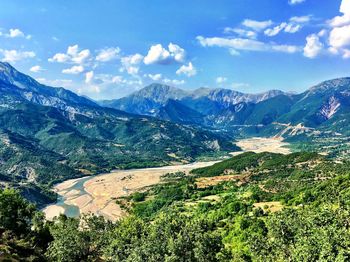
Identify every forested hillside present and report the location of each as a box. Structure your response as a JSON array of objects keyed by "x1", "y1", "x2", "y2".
[
  {"x1": 0, "y1": 62, "x2": 238, "y2": 206},
  {"x1": 4, "y1": 152, "x2": 350, "y2": 261}
]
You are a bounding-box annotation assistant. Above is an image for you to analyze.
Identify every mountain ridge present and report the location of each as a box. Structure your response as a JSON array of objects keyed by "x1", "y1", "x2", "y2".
[
  {"x1": 100, "y1": 78, "x2": 350, "y2": 137},
  {"x1": 0, "y1": 62, "x2": 238, "y2": 205}
]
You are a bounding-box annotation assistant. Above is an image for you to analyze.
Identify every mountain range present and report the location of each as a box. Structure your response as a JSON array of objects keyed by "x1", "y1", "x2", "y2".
[
  {"x1": 100, "y1": 79, "x2": 350, "y2": 136},
  {"x1": 1, "y1": 61, "x2": 350, "y2": 206},
  {"x1": 0, "y1": 62, "x2": 237, "y2": 206}
]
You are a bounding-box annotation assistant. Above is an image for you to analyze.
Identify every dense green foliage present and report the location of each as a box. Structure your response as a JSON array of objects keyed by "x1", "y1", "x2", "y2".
[{"x1": 3, "y1": 152, "x2": 349, "y2": 261}]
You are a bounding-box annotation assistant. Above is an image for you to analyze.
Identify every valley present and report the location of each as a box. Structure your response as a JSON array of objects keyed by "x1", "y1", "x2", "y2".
[{"x1": 43, "y1": 137, "x2": 291, "y2": 221}]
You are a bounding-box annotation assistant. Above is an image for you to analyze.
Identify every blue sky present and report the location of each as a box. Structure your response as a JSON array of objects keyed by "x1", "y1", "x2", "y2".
[{"x1": 0, "y1": 0, "x2": 349, "y2": 99}]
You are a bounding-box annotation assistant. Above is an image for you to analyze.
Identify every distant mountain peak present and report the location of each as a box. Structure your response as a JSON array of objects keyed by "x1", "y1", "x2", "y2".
[
  {"x1": 0, "y1": 62, "x2": 97, "y2": 109},
  {"x1": 132, "y1": 83, "x2": 189, "y2": 103},
  {"x1": 0, "y1": 61, "x2": 40, "y2": 90},
  {"x1": 308, "y1": 77, "x2": 350, "y2": 94}
]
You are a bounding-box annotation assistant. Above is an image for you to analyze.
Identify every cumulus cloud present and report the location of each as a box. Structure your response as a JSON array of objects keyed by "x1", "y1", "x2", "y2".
[
  {"x1": 197, "y1": 36, "x2": 300, "y2": 54},
  {"x1": 288, "y1": 0, "x2": 306, "y2": 5},
  {"x1": 303, "y1": 34, "x2": 323, "y2": 58},
  {"x1": 30, "y1": 65, "x2": 44, "y2": 73},
  {"x1": 62, "y1": 65, "x2": 84, "y2": 74},
  {"x1": 168, "y1": 43, "x2": 186, "y2": 62},
  {"x1": 121, "y1": 53, "x2": 144, "y2": 75},
  {"x1": 49, "y1": 44, "x2": 91, "y2": 64},
  {"x1": 96, "y1": 47, "x2": 120, "y2": 62},
  {"x1": 3, "y1": 28, "x2": 32, "y2": 39},
  {"x1": 327, "y1": 0, "x2": 350, "y2": 58},
  {"x1": 329, "y1": 25, "x2": 350, "y2": 49},
  {"x1": 0, "y1": 49, "x2": 35, "y2": 63},
  {"x1": 8, "y1": 29, "x2": 24, "y2": 38},
  {"x1": 143, "y1": 43, "x2": 186, "y2": 65},
  {"x1": 176, "y1": 62, "x2": 197, "y2": 77},
  {"x1": 242, "y1": 19, "x2": 273, "y2": 31},
  {"x1": 329, "y1": 0, "x2": 350, "y2": 27}
]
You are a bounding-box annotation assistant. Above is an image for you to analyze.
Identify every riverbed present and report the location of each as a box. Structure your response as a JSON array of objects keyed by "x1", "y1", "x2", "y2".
[{"x1": 43, "y1": 137, "x2": 291, "y2": 221}]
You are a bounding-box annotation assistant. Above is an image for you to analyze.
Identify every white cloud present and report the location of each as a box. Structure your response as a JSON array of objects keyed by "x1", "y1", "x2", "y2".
[
  {"x1": 30, "y1": 65, "x2": 44, "y2": 73},
  {"x1": 285, "y1": 23, "x2": 301, "y2": 33},
  {"x1": 144, "y1": 44, "x2": 170, "y2": 65},
  {"x1": 49, "y1": 53, "x2": 69, "y2": 63},
  {"x1": 264, "y1": 23, "x2": 287, "y2": 37},
  {"x1": 326, "y1": 0, "x2": 350, "y2": 58},
  {"x1": 264, "y1": 16, "x2": 309, "y2": 37},
  {"x1": 0, "y1": 49, "x2": 35, "y2": 63},
  {"x1": 176, "y1": 62, "x2": 197, "y2": 77},
  {"x1": 8, "y1": 28, "x2": 24, "y2": 38},
  {"x1": 122, "y1": 53, "x2": 143, "y2": 65},
  {"x1": 290, "y1": 15, "x2": 312, "y2": 23},
  {"x1": 329, "y1": 0, "x2": 350, "y2": 27},
  {"x1": 288, "y1": 0, "x2": 306, "y2": 5},
  {"x1": 329, "y1": 25, "x2": 350, "y2": 49},
  {"x1": 242, "y1": 19, "x2": 273, "y2": 31},
  {"x1": 147, "y1": 73, "x2": 162, "y2": 81},
  {"x1": 62, "y1": 65, "x2": 84, "y2": 74},
  {"x1": 168, "y1": 43, "x2": 186, "y2": 62},
  {"x1": 197, "y1": 36, "x2": 300, "y2": 54},
  {"x1": 303, "y1": 34, "x2": 323, "y2": 58},
  {"x1": 96, "y1": 47, "x2": 120, "y2": 62},
  {"x1": 272, "y1": 45, "x2": 300, "y2": 53},
  {"x1": 85, "y1": 71, "x2": 94, "y2": 84},
  {"x1": 121, "y1": 53, "x2": 144, "y2": 75},
  {"x1": 49, "y1": 44, "x2": 90, "y2": 64},
  {"x1": 143, "y1": 43, "x2": 186, "y2": 65},
  {"x1": 224, "y1": 27, "x2": 257, "y2": 39},
  {"x1": 216, "y1": 77, "x2": 227, "y2": 84}
]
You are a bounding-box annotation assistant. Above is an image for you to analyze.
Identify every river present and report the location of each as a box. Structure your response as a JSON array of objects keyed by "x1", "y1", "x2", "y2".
[{"x1": 43, "y1": 137, "x2": 291, "y2": 221}]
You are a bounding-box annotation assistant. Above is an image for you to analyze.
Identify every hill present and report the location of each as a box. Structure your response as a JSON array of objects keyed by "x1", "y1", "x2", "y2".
[
  {"x1": 5, "y1": 151, "x2": 350, "y2": 260},
  {"x1": 0, "y1": 62, "x2": 238, "y2": 205}
]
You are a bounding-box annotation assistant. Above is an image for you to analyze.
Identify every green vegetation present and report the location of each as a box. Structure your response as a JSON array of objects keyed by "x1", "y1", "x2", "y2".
[
  {"x1": 5, "y1": 152, "x2": 350, "y2": 261},
  {"x1": 0, "y1": 99, "x2": 238, "y2": 206}
]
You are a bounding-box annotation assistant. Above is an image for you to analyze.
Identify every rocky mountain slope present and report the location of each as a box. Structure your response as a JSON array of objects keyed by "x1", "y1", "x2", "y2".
[
  {"x1": 101, "y1": 79, "x2": 350, "y2": 137},
  {"x1": 0, "y1": 62, "x2": 238, "y2": 205}
]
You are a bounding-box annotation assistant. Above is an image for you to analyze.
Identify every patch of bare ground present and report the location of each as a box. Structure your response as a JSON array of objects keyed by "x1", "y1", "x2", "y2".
[{"x1": 253, "y1": 201, "x2": 283, "y2": 213}]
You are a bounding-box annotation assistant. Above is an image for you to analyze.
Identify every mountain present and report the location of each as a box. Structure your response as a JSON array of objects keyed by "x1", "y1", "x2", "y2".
[
  {"x1": 157, "y1": 99, "x2": 205, "y2": 125},
  {"x1": 100, "y1": 83, "x2": 287, "y2": 116},
  {"x1": 101, "y1": 79, "x2": 350, "y2": 137},
  {"x1": 0, "y1": 62, "x2": 238, "y2": 206},
  {"x1": 0, "y1": 62, "x2": 97, "y2": 111},
  {"x1": 100, "y1": 83, "x2": 189, "y2": 116},
  {"x1": 277, "y1": 78, "x2": 350, "y2": 132}
]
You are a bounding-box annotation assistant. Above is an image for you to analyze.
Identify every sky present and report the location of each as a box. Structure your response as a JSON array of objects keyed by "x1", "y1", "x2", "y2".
[{"x1": 0, "y1": 0, "x2": 349, "y2": 99}]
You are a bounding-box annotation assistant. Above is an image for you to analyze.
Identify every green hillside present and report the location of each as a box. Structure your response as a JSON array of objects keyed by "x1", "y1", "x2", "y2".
[
  {"x1": 0, "y1": 63, "x2": 239, "y2": 206},
  {"x1": 4, "y1": 152, "x2": 350, "y2": 261}
]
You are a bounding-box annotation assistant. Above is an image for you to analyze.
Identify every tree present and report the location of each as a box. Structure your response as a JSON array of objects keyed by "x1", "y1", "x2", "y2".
[{"x1": 0, "y1": 189, "x2": 36, "y2": 235}]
